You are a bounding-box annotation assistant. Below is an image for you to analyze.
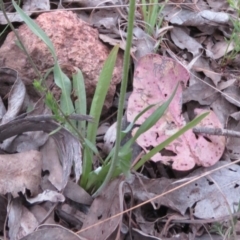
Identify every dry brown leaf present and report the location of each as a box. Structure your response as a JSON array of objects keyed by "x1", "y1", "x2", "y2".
[
  {"x1": 0, "y1": 0, "x2": 50, "y2": 24},
  {"x1": 8, "y1": 198, "x2": 39, "y2": 240},
  {"x1": 171, "y1": 27, "x2": 203, "y2": 56},
  {"x1": 21, "y1": 226, "x2": 86, "y2": 240},
  {"x1": 0, "y1": 116, "x2": 82, "y2": 190},
  {"x1": 79, "y1": 178, "x2": 123, "y2": 240},
  {"x1": 63, "y1": 181, "x2": 93, "y2": 205},
  {"x1": 0, "y1": 150, "x2": 42, "y2": 197},
  {"x1": 41, "y1": 138, "x2": 63, "y2": 191}
]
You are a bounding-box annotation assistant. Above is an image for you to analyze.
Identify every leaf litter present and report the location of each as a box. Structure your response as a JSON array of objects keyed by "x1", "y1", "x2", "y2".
[{"x1": 1, "y1": 0, "x2": 240, "y2": 239}]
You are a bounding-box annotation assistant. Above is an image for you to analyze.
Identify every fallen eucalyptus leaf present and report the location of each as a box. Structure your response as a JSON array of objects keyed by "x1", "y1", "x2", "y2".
[{"x1": 0, "y1": 150, "x2": 42, "y2": 197}]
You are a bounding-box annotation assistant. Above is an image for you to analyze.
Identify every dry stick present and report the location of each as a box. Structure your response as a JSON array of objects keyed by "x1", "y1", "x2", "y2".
[
  {"x1": 159, "y1": 211, "x2": 240, "y2": 225},
  {"x1": 125, "y1": 182, "x2": 134, "y2": 240},
  {"x1": 0, "y1": 115, "x2": 91, "y2": 142},
  {"x1": 37, "y1": 202, "x2": 58, "y2": 226},
  {"x1": 165, "y1": 46, "x2": 240, "y2": 139},
  {"x1": 134, "y1": 172, "x2": 157, "y2": 209},
  {"x1": 11, "y1": 113, "x2": 93, "y2": 122},
  {"x1": 193, "y1": 127, "x2": 240, "y2": 138},
  {"x1": 4, "y1": 194, "x2": 11, "y2": 240},
  {"x1": 76, "y1": 159, "x2": 240, "y2": 234},
  {"x1": 116, "y1": 181, "x2": 127, "y2": 240},
  {"x1": 162, "y1": 214, "x2": 189, "y2": 236},
  {"x1": 7, "y1": 2, "x2": 193, "y2": 14}
]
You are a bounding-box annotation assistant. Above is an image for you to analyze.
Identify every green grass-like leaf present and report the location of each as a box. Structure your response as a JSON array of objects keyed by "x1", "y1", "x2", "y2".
[
  {"x1": 84, "y1": 138, "x2": 101, "y2": 159},
  {"x1": 133, "y1": 112, "x2": 209, "y2": 170},
  {"x1": 53, "y1": 63, "x2": 75, "y2": 127},
  {"x1": 121, "y1": 83, "x2": 179, "y2": 153},
  {"x1": 132, "y1": 83, "x2": 178, "y2": 143},
  {"x1": 86, "y1": 164, "x2": 122, "y2": 193},
  {"x1": 80, "y1": 45, "x2": 119, "y2": 187},
  {"x1": 73, "y1": 68, "x2": 87, "y2": 133},
  {"x1": 92, "y1": 0, "x2": 136, "y2": 198},
  {"x1": 123, "y1": 103, "x2": 156, "y2": 134},
  {"x1": 141, "y1": 0, "x2": 166, "y2": 36},
  {"x1": 87, "y1": 45, "x2": 119, "y2": 141},
  {"x1": 116, "y1": 83, "x2": 178, "y2": 175}
]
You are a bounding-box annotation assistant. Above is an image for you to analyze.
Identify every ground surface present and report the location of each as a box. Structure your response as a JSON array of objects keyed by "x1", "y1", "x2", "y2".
[{"x1": 0, "y1": 1, "x2": 240, "y2": 240}]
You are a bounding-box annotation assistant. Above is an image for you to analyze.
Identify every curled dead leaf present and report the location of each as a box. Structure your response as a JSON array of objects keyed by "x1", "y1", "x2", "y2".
[{"x1": 0, "y1": 115, "x2": 82, "y2": 190}]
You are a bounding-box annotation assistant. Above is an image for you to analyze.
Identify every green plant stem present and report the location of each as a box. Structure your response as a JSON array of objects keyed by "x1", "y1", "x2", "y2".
[
  {"x1": 0, "y1": 0, "x2": 41, "y2": 79},
  {"x1": 58, "y1": 107, "x2": 85, "y2": 142},
  {"x1": 92, "y1": 0, "x2": 136, "y2": 198},
  {"x1": 0, "y1": 24, "x2": 9, "y2": 37}
]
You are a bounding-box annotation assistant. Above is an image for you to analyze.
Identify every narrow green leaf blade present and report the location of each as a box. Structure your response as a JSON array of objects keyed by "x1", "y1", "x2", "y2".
[
  {"x1": 53, "y1": 63, "x2": 74, "y2": 115},
  {"x1": 80, "y1": 45, "x2": 119, "y2": 188},
  {"x1": 123, "y1": 103, "x2": 156, "y2": 134},
  {"x1": 80, "y1": 147, "x2": 92, "y2": 187},
  {"x1": 86, "y1": 164, "x2": 122, "y2": 193},
  {"x1": 73, "y1": 68, "x2": 87, "y2": 133},
  {"x1": 122, "y1": 83, "x2": 179, "y2": 152},
  {"x1": 133, "y1": 112, "x2": 209, "y2": 170},
  {"x1": 133, "y1": 83, "x2": 179, "y2": 142},
  {"x1": 84, "y1": 138, "x2": 100, "y2": 156},
  {"x1": 141, "y1": 0, "x2": 147, "y2": 23},
  {"x1": 87, "y1": 45, "x2": 119, "y2": 143},
  {"x1": 149, "y1": 0, "x2": 158, "y2": 28}
]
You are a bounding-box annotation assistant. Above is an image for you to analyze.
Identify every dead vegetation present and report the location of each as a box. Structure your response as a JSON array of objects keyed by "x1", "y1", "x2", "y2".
[{"x1": 0, "y1": 0, "x2": 240, "y2": 240}]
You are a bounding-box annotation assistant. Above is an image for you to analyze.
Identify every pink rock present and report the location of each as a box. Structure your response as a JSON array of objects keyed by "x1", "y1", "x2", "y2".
[{"x1": 0, "y1": 11, "x2": 123, "y2": 112}]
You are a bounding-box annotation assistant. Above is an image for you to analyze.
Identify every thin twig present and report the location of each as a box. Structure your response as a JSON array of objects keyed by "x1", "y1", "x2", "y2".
[
  {"x1": 193, "y1": 127, "x2": 240, "y2": 138},
  {"x1": 37, "y1": 202, "x2": 58, "y2": 226}
]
